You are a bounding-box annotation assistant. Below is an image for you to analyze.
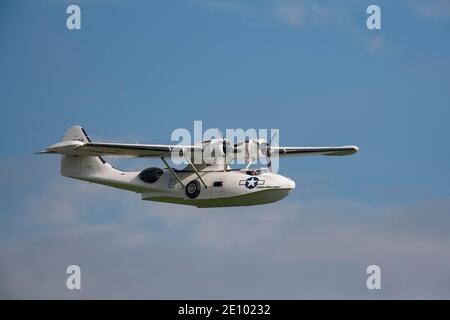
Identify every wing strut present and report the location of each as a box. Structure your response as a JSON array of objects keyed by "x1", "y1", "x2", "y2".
[
  {"x1": 160, "y1": 156, "x2": 185, "y2": 188},
  {"x1": 183, "y1": 150, "x2": 208, "y2": 188}
]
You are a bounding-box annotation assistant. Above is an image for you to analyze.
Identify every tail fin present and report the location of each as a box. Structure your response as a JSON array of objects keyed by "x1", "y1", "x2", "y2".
[
  {"x1": 63, "y1": 125, "x2": 92, "y2": 143},
  {"x1": 60, "y1": 126, "x2": 109, "y2": 178}
]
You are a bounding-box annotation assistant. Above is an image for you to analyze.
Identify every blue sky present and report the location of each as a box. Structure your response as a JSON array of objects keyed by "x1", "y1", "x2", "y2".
[{"x1": 1, "y1": 0, "x2": 450, "y2": 298}]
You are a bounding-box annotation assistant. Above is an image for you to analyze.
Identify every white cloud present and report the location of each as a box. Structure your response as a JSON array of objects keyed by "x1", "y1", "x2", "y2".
[
  {"x1": 408, "y1": 0, "x2": 450, "y2": 20},
  {"x1": 1, "y1": 175, "x2": 450, "y2": 298},
  {"x1": 275, "y1": 1, "x2": 306, "y2": 28},
  {"x1": 192, "y1": 0, "x2": 254, "y2": 14},
  {"x1": 193, "y1": 0, "x2": 344, "y2": 29},
  {"x1": 366, "y1": 35, "x2": 385, "y2": 52},
  {"x1": 273, "y1": 0, "x2": 340, "y2": 29}
]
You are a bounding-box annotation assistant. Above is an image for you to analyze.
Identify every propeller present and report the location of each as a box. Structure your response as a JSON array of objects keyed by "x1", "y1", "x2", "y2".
[
  {"x1": 233, "y1": 138, "x2": 251, "y2": 166},
  {"x1": 217, "y1": 129, "x2": 231, "y2": 171},
  {"x1": 259, "y1": 131, "x2": 277, "y2": 172},
  {"x1": 232, "y1": 131, "x2": 278, "y2": 172}
]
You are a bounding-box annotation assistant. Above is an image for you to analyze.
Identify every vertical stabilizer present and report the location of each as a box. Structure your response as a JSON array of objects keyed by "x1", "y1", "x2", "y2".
[{"x1": 60, "y1": 125, "x2": 109, "y2": 178}]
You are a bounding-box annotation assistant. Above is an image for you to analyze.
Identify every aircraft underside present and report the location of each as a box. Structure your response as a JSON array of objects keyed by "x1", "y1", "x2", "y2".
[{"x1": 72, "y1": 164, "x2": 295, "y2": 208}]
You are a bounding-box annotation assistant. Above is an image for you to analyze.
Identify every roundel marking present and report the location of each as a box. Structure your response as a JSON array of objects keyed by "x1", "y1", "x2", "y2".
[{"x1": 245, "y1": 177, "x2": 259, "y2": 189}]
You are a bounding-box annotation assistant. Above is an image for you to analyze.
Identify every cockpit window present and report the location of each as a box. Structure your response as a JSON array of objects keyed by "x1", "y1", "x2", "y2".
[
  {"x1": 246, "y1": 169, "x2": 261, "y2": 176},
  {"x1": 138, "y1": 167, "x2": 163, "y2": 183}
]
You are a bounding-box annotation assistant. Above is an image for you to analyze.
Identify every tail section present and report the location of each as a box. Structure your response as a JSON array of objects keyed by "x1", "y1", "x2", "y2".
[
  {"x1": 63, "y1": 125, "x2": 93, "y2": 143},
  {"x1": 60, "y1": 126, "x2": 109, "y2": 179}
]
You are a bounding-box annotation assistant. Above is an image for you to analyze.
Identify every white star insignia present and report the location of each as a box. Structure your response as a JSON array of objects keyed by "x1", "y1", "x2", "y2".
[{"x1": 246, "y1": 177, "x2": 258, "y2": 188}]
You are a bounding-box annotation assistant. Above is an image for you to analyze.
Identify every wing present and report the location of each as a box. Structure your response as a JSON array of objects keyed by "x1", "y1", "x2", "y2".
[
  {"x1": 38, "y1": 140, "x2": 201, "y2": 158},
  {"x1": 272, "y1": 145, "x2": 358, "y2": 157}
]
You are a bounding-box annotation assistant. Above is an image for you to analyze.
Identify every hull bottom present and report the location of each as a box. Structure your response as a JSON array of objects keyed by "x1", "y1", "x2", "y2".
[{"x1": 144, "y1": 189, "x2": 291, "y2": 208}]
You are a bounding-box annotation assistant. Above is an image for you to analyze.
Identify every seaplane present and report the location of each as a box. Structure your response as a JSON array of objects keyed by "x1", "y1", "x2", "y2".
[{"x1": 37, "y1": 126, "x2": 358, "y2": 208}]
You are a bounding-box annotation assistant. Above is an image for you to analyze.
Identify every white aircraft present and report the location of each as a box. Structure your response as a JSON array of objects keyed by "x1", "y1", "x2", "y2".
[{"x1": 38, "y1": 126, "x2": 358, "y2": 208}]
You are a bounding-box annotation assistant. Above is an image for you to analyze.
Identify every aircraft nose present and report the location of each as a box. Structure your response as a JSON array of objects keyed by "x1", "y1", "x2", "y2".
[{"x1": 287, "y1": 179, "x2": 295, "y2": 190}]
